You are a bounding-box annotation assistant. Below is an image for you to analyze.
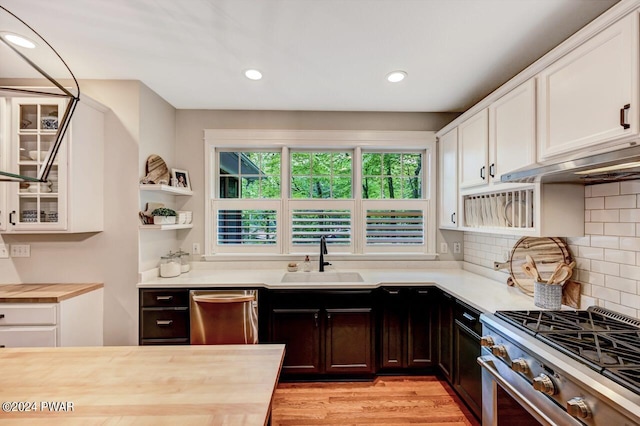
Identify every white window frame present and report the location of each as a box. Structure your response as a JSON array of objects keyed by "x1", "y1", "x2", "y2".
[{"x1": 204, "y1": 129, "x2": 436, "y2": 259}]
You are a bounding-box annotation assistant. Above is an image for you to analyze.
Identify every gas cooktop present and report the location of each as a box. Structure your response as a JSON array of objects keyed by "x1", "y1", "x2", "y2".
[{"x1": 495, "y1": 307, "x2": 640, "y2": 395}]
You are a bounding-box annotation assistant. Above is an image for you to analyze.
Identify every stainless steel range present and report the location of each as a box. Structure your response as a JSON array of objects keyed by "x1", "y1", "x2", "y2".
[{"x1": 479, "y1": 307, "x2": 640, "y2": 426}]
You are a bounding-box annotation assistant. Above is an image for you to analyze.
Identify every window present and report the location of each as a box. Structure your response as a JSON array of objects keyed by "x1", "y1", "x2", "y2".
[
  {"x1": 219, "y1": 152, "x2": 280, "y2": 199},
  {"x1": 291, "y1": 152, "x2": 352, "y2": 199},
  {"x1": 362, "y1": 152, "x2": 422, "y2": 199},
  {"x1": 205, "y1": 130, "x2": 436, "y2": 257}
]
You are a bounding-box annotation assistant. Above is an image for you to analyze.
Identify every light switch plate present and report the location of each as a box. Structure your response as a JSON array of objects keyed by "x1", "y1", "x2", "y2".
[
  {"x1": 192, "y1": 243, "x2": 200, "y2": 255},
  {"x1": 440, "y1": 242, "x2": 448, "y2": 254},
  {"x1": 453, "y1": 242, "x2": 461, "y2": 254}
]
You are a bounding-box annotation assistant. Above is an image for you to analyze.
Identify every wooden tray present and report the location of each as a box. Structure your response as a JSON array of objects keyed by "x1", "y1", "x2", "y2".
[{"x1": 495, "y1": 237, "x2": 574, "y2": 299}]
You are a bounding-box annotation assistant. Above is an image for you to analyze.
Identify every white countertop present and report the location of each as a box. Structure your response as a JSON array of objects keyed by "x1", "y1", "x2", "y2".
[{"x1": 139, "y1": 267, "x2": 540, "y2": 314}]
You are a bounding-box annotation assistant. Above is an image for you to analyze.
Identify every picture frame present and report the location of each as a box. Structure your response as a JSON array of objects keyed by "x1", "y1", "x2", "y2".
[{"x1": 171, "y1": 168, "x2": 191, "y2": 190}]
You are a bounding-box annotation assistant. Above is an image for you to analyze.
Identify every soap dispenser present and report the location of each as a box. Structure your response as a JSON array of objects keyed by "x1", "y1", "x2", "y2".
[{"x1": 303, "y1": 255, "x2": 311, "y2": 272}]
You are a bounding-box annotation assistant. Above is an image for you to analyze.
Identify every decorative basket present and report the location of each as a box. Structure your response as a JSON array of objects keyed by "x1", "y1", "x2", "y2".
[{"x1": 534, "y1": 281, "x2": 562, "y2": 310}]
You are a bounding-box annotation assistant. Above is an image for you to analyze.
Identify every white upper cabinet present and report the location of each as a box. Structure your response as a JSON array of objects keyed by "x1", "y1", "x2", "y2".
[
  {"x1": 2, "y1": 96, "x2": 106, "y2": 233},
  {"x1": 458, "y1": 109, "x2": 489, "y2": 189},
  {"x1": 537, "y1": 13, "x2": 638, "y2": 161},
  {"x1": 489, "y1": 79, "x2": 537, "y2": 179},
  {"x1": 438, "y1": 128, "x2": 458, "y2": 229}
]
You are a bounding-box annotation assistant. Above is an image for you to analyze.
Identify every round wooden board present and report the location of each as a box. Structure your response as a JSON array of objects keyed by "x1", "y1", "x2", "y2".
[
  {"x1": 143, "y1": 154, "x2": 170, "y2": 184},
  {"x1": 508, "y1": 237, "x2": 572, "y2": 295}
]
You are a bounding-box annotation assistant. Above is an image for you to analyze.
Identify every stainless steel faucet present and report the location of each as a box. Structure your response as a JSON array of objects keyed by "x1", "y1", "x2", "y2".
[{"x1": 319, "y1": 235, "x2": 331, "y2": 272}]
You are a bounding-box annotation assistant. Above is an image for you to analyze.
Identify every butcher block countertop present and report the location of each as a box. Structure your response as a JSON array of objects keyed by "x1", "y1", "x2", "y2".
[
  {"x1": 0, "y1": 344, "x2": 285, "y2": 425},
  {"x1": 0, "y1": 283, "x2": 103, "y2": 303}
]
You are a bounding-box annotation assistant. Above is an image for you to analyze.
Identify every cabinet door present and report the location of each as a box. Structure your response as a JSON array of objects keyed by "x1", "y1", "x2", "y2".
[
  {"x1": 325, "y1": 308, "x2": 373, "y2": 374},
  {"x1": 271, "y1": 308, "x2": 321, "y2": 375},
  {"x1": 454, "y1": 321, "x2": 482, "y2": 419},
  {"x1": 490, "y1": 79, "x2": 537, "y2": 178},
  {"x1": 438, "y1": 128, "x2": 458, "y2": 228},
  {"x1": 538, "y1": 14, "x2": 637, "y2": 161},
  {"x1": 437, "y1": 292, "x2": 454, "y2": 382},
  {"x1": 379, "y1": 288, "x2": 404, "y2": 369},
  {"x1": 9, "y1": 98, "x2": 67, "y2": 231},
  {"x1": 0, "y1": 326, "x2": 57, "y2": 348},
  {"x1": 458, "y1": 109, "x2": 489, "y2": 189},
  {"x1": 140, "y1": 308, "x2": 189, "y2": 341},
  {"x1": 406, "y1": 288, "x2": 435, "y2": 368}
]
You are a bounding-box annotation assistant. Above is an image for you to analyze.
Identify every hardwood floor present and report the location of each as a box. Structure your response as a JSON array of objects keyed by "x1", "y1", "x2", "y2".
[{"x1": 272, "y1": 376, "x2": 480, "y2": 426}]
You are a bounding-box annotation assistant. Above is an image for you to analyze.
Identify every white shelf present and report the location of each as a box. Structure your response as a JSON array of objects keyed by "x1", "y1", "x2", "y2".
[
  {"x1": 139, "y1": 224, "x2": 193, "y2": 231},
  {"x1": 139, "y1": 184, "x2": 192, "y2": 196}
]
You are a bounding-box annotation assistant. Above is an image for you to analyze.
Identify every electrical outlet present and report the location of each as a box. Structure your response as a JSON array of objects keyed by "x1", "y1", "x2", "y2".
[
  {"x1": 453, "y1": 242, "x2": 461, "y2": 254},
  {"x1": 192, "y1": 243, "x2": 200, "y2": 255},
  {"x1": 0, "y1": 244, "x2": 8, "y2": 259},
  {"x1": 440, "y1": 242, "x2": 448, "y2": 254},
  {"x1": 10, "y1": 244, "x2": 30, "y2": 257}
]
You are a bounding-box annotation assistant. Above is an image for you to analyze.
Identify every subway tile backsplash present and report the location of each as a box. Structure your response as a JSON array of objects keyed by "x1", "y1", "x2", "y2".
[{"x1": 464, "y1": 179, "x2": 640, "y2": 319}]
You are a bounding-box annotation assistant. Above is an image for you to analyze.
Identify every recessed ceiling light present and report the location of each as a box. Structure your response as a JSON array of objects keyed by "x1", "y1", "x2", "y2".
[
  {"x1": 2, "y1": 32, "x2": 36, "y2": 49},
  {"x1": 244, "y1": 69, "x2": 263, "y2": 81},
  {"x1": 386, "y1": 71, "x2": 407, "y2": 83}
]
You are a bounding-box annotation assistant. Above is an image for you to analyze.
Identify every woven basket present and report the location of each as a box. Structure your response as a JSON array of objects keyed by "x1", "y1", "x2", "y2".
[{"x1": 534, "y1": 281, "x2": 562, "y2": 310}]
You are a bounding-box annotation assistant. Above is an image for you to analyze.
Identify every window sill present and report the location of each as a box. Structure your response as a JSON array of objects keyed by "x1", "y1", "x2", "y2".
[{"x1": 202, "y1": 253, "x2": 439, "y2": 262}]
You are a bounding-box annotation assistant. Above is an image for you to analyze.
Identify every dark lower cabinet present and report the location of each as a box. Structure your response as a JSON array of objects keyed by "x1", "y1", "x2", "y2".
[
  {"x1": 139, "y1": 289, "x2": 189, "y2": 345},
  {"x1": 453, "y1": 300, "x2": 482, "y2": 420},
  {"x1": 325, "y1": 308, "x2": 373, "y2": 374},
  {"x1": 437, "y1": 290, "x2": 454, "y2": 383},
  {"x1": 271, "y1": 308, "x2": 321, "y2": 375},
  {"x1": 378, "y1": 287, "x2": 436, "y2": 371},
  {"x1": 269, "y1": 290, "x2": 374, "y2": 378}
]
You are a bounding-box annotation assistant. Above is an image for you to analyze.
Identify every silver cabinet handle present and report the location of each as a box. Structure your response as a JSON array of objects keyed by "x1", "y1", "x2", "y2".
[
  {"x1": 462, "y1": 312, "x2": 476, "y2": 322},
  {"x1": 156, "y1": 320, "x2": 173, "y2": 326},
  {"x1": 156, "y1": 295, "x2": 174, "y2": 301}
]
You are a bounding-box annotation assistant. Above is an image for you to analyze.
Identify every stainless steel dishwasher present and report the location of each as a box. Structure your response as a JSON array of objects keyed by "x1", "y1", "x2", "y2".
[{"x1": 189, "y1": 290, "x2": 258, "y2": 344}]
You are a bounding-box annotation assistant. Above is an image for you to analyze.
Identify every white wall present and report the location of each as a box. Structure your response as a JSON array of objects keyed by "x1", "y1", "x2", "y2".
[
  {"x1": 0, "y1": 79, "x2": 167, "y2": 345},
  {"x1": 464, "y1": 180, "x2": 640, "y2": 319},
  {"x1": 138, "y1": 83, "x2": 180, "y2": 273}
]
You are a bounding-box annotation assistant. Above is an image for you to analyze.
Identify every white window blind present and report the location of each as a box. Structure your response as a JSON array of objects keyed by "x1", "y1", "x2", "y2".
[
  {"x1": 361, "y1": 200, "x2": 427, "y2": 253},
  {"x1": 217, "y1": 209, "x2": 277, "y2": 245},
  {"x1": 366, "y1": 209, "x2": 424, "y2": 245},
  {"x1": 291, "y1": 209, "x2": 352, "y2": 246}
]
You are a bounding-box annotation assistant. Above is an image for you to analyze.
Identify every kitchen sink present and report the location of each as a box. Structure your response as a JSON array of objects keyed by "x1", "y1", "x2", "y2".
[{"x1": 280, "y1": 272, "x2": 365, "y2": 283}]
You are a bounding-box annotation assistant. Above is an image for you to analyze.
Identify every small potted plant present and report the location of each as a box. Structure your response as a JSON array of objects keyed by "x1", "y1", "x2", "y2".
[{"x1": 151, "y1": 207, "x2": 177, "y2": 225}]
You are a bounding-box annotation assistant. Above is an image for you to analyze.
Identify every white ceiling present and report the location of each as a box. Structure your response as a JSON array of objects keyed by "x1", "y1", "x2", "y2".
[{"x1": 1, "y1": 0, "x2": 620, "y2": 112}]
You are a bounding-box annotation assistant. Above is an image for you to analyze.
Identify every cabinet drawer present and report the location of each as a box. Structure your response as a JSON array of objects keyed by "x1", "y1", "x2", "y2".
[
  {"x1": 454, "y1": 302, "x2": 482, "y2": 336},
  {"x1": 141, "y1": 289, "x2": 189, "y2": 307},
  {"x1": 0, "y1": 304, "x2": 57, "y2": 325},
  {"x1": 0, "y1": 326, "x2": 57, "y2": 347},
  {"x1": 141, "y1": 309, "x2": 189, "y2": 339}
]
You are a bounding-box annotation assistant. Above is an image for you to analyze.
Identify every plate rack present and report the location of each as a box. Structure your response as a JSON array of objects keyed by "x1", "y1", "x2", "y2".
[{"x1": 463, "y1": 188, "x2": 535, "y2": 231}]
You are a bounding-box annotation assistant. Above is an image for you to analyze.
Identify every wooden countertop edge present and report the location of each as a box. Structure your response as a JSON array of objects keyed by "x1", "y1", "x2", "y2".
[
  {"x1": 0, "y1": 283, "x2": 104, "y2": 303},
  {"x1": 265, "y1": 346, "x2": 286, "y2": 426}
]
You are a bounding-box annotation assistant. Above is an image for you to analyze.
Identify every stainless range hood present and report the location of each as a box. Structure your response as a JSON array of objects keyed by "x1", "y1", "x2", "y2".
[{"x1": 501, "y1": 143, "x2": 640, "y2": 184}]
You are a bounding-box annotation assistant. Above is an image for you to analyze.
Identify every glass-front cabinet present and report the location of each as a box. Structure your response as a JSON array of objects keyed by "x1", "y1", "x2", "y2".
[
  {"x1": 12, "y1": 98, "x2": 66, "y2": 231},
  {"x1": 0, "y1": 95, "x2": 106, "y2": 233}
]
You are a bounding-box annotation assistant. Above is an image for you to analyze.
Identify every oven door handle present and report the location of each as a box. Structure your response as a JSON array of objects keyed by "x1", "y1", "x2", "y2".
[{"x1": 477, "y1": 355, "x2": 559, "y2": 426}]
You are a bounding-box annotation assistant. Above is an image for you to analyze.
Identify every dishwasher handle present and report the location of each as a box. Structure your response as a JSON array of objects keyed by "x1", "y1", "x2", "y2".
[{"x1": 192, "y1": 294, "x2": 256, "y2": 304}]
